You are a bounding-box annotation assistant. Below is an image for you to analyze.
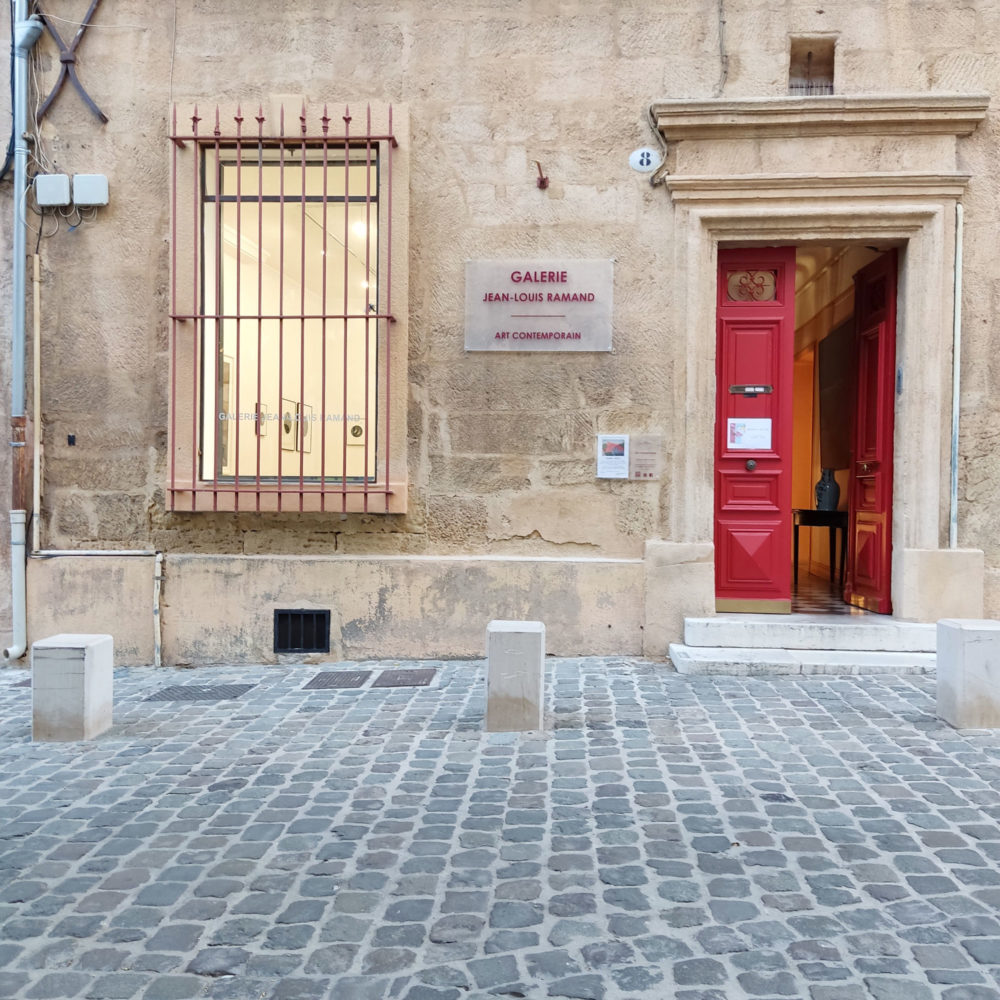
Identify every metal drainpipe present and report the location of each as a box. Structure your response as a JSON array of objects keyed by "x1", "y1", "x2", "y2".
[
  {"x1": 949, "y1": 202, "x2": 964, "y2": 550},
  {"x1": 5, "y1": 3, "x2": 44, "y2": 662}
]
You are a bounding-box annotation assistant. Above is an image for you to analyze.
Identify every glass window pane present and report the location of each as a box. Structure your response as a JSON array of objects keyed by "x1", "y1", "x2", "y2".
[{"x1": 202, "y1": 145, "x2": 379, "y2": 483}]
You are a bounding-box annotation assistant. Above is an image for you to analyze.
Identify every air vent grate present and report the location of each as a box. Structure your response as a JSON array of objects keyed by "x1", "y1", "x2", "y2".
[{"x1": 274, "y1": 609, "x2": 331, "y2": 654}]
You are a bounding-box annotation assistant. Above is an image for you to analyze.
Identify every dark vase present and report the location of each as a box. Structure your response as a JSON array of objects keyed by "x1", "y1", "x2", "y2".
[{"x1": 815, "y1": 468, "x2": 840, "y2": 511}]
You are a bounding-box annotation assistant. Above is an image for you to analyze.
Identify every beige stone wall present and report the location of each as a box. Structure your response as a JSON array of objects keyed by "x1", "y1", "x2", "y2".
[
  {"x1": 1, "y1": 1, "x2": 999, "y2": 660},
  {"x1": 26, "y1": 554, "x2": 156, "y2": 665}
]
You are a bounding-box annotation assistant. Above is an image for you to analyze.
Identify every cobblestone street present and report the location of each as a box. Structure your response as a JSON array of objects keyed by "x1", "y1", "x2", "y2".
[{"x1": 3, "y1": 658, "x2": 1000, "y2": 999}]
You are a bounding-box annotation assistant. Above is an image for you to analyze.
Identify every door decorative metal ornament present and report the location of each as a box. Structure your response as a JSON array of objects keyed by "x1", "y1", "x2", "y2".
[{"x1": 715, "y1": 248, "x2": 796, "y2": 613}]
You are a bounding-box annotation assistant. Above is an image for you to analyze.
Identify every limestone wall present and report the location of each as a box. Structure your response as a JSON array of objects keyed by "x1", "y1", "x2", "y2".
[{"x1": 1, "y1": 1, "x2": 999, "y2": 660}]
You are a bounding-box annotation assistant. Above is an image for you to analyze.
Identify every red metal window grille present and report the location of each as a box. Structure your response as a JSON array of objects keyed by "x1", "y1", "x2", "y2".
[{"x1": 169, "y1": 104, "x2": 398, "y2": 512}]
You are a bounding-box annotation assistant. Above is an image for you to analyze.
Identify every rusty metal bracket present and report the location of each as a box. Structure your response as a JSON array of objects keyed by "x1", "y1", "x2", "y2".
[{"x1": 35, "y1": 0, "x2": 109, "y2": 125}]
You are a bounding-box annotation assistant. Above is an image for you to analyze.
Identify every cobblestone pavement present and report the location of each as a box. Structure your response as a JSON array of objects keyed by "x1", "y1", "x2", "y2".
[{"x1": 3, "y1": 658, "x2": 1000, "y2": 1000}]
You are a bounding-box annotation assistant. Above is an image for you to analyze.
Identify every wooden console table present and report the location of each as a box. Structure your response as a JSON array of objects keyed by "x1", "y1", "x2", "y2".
[{"x1": 793, "y1": 508, "x2": 848, "y2": 587}]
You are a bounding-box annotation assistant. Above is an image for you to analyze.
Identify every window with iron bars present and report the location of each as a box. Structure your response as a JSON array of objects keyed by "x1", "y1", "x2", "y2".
[{"x1": 169, "y1": 103, "x2": 406, "y2": 513}]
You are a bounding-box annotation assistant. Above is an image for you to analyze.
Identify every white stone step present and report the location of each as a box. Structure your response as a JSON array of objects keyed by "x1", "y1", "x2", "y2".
[
  {"x1": 683, "y1": 615, "x2": 936, "y2": 653},
  {"x1": 668, "y1": 643, "x2": 936, "y2": 676}
]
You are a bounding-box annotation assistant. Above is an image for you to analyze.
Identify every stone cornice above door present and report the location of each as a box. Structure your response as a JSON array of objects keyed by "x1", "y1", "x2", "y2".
[
  {"x1": 650, "y1": 94, "x2": 989, "y2": 184},
  {"x1": 666, "y1": 172, "x2": 972, "y2": 204},
  {"x1": 651, "y1": 94, "x2": 989, "y2": 140}
]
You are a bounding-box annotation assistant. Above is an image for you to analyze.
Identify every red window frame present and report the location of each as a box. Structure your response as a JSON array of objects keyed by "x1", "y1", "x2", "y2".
[{"x1": 168, "y1": 103, "x2": 401, "y2": 513}]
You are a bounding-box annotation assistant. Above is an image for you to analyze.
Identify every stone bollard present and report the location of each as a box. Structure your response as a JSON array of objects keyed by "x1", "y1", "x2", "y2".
[
  {"x1": 937, "y1": 619, "x2": 1000, "y2": 729},
  {"x1": 486, "y1": 620, "x2": 544, "y2": 732},
  {"x1": 32, "y1": 634, "x2": 114, "y2": 741}
]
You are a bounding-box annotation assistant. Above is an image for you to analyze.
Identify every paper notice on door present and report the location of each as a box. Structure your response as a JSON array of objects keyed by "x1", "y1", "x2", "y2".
[{"x1": 727, "y1": 418, "x2": 772, "y2": 450}]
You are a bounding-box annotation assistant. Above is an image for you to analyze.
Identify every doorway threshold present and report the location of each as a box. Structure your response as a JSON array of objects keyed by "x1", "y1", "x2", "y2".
[
  {"x1": 791, "y1": 572, "x2": 864, "y2": 616},
  {"x1": 668, "y1": 610, "x2": 936, "y2": 676}
]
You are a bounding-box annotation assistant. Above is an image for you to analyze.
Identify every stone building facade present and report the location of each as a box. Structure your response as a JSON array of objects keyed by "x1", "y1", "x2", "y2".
[{"x1": 0, "y1": 0, "x2": 995, "y2": 666}]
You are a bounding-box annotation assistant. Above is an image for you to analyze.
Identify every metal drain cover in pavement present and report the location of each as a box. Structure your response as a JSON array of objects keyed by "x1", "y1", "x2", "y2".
[
  {"x1": 373, "y1": 669, "x2": 436, "y2": 688},
  {"x1": 147, "y1": 684, "x2": 256, "y2": 702},
  {"x1": 304, "y1": 671, "x2": 371, "y2": 690}
]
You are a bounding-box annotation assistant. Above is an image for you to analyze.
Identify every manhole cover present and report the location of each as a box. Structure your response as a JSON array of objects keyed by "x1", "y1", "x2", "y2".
[
  {"x1": 304, "y1": 671, "x2": 371, "y2": 690},
  {"x1": 373, "y1": 669, "x2": 436, "y2": 688},
  {"x1": 146, "y1": 684, "x2": 256, "y2": 702}
]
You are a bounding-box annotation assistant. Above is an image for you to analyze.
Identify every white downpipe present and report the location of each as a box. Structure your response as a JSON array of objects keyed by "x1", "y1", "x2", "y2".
[
  {"x1": 949, "y1": 203, "x2": 964, "y2": 549},
  {"x1": 153, "y1": 552, "x2": 163, "y2": 668},
  {"x1": 6, "y1": 4, "x2": 44, "y2": 663},
  {"x1": 31, "y1": 254, "x2": 40, "y2": 554},
  {"x1": 3, "y1": 512, "x2": 26, "y2": 661}
]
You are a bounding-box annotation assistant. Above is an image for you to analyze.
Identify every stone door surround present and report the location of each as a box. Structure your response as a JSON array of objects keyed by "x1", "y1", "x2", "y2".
[{"x1": 649, "y1": 93, "x2": 988, "y2": 625}]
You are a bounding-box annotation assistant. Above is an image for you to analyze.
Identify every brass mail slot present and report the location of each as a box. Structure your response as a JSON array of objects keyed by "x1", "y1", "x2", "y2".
[{"x1": 729, "y1": 384, "x2": 773, "y2": 395}]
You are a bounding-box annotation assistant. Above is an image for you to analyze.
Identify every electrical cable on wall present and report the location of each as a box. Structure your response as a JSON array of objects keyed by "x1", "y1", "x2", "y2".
[
  {"x1": 715, "y1": 0, "x2": 729, "y2": 97},
  {"x1": 29, "y1": 55, "x2": 57, "y2": 173}
]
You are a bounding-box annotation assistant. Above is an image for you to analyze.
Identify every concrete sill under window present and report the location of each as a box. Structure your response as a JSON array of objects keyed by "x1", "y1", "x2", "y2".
[{"x1": 168, "y1": 481, "x2": 407, "y2": 514}]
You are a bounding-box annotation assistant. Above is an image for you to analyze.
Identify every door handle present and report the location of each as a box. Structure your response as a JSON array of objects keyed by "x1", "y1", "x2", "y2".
[{"x1": 745, "y1": 459, "x2": 757, "y2": 471}]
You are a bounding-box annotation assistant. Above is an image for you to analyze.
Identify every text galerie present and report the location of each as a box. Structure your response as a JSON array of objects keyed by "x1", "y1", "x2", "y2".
[{"x1": 482, "y1": 268, "x2": 595, "y2": 304}]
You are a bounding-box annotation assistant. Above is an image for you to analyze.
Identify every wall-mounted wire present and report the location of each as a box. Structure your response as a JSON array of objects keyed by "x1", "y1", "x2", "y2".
[
  {"x1": 715, "y1": 0, "x2": 729, "y2": 97},
  {"x1": 28, "y1": 50, "x2": 57, "y2": 173},
  {"x1": 19, "y1": 183, "x2": 60, "y2": 240},
  {"x1": 34, "y1": 10, "x2": 147, "y2": 30}
]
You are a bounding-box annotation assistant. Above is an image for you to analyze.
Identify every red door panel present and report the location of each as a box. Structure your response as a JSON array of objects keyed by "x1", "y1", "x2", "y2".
[
  {"x1": 715, "y1": 247, "x2": 796, "y2": 612},
  {"x1": 718, "y1": 470, "x2": 781, "y2": 509},
  {"x1": 845, "y1": 251, "x2": 896, "y2": 614},
  {"x1": 719, "y1": 520, "x2": 789, "y2": 585}
]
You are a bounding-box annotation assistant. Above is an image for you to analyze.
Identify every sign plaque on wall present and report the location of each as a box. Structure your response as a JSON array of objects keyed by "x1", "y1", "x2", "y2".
[
  {"x1": 596, "y1": 434, "x2": 629, "y2": 479},
  {"x1": 465, "y1": 259, "x2": 613, "y2": 352},
  {"x1": 629, "y1": 434, "x2": 663, "y2": 480}
]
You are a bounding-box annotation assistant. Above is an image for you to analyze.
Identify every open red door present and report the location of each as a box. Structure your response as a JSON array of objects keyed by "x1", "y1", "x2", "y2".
[
  {"x1": 715, "y1": 248, "x2": 796, "y2": 613},
  {"x1": 845, "y1": 251, "x2": 897, "y2": 614}
]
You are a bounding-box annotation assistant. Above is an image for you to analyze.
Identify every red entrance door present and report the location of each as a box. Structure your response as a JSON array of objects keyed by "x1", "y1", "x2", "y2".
[
  {"x1": 715, "y1": 248, "x2": 796, "y2": 612},
  {"x1": 845, "y1": 251, "x2": 897, "y2": 613}
]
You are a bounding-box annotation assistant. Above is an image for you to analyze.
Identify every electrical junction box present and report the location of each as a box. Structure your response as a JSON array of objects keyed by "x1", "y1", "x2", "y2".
[
  {"x1": 34, "y1": 173, "x2": 71, "y2": 207},
  {"x1": 72, "y1": 174, "x2": 109, "y2": 207}
]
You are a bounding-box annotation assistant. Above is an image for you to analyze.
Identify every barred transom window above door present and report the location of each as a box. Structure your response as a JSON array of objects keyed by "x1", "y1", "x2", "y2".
[{"x1": 169, "y1": 103, "x2": 406, "y2": 513}]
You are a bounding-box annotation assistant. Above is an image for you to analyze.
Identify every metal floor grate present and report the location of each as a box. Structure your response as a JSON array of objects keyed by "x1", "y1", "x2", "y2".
[
  {"x1": 373, "y1": 669, "x2": 436, "y2": 688},
  {"x1": 304, "y1": 671, "x2": 371, "y2": 690},
  {"x1": 147, "y1": 684, "x2": 256, "y2": 702}
]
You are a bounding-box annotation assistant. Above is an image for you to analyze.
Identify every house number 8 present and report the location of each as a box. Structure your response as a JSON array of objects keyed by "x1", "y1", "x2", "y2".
[{"x1": 629, "y1": 147, "x2": 662, "y2": 173}]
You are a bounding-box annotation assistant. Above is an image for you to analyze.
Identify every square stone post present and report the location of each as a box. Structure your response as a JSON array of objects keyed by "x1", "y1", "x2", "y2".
[
  {"x1": 937, "y1": 619, "x2": 1000, "y2": 729},
  {"x1": 486, "y1": 620, "x2": 544, "y2": 732},
  {"x1": 32, "y1": 634, "x2": 114, "y2": 741}
]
